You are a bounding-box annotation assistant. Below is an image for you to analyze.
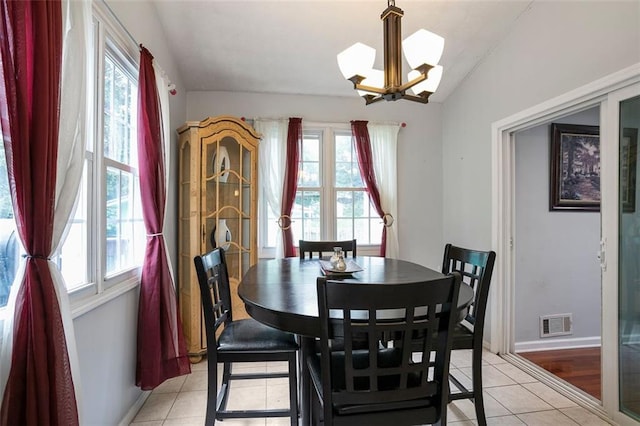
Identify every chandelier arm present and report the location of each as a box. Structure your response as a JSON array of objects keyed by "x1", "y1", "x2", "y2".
[
  {"x1": 360, "y1": 91, "x2": 432, "y2": 105},
  {"x1": 364, "y1": 95, "x2": 385, "y2": 105},
  {"x1": 348, "y1": 75, "x2": 387, "y2": 95},
  {"x1": 398, "y1": 73, "x2": 427, "y2": 93},
  {"x1": 353, "y1": 82, "x2": 388, "y2": 95},
  {"x1": 397, "y1": 63, "x2": 434, "y2": 91},
  {"x1": 401, "y1": 93, "x2": 432, "y2": 103}
]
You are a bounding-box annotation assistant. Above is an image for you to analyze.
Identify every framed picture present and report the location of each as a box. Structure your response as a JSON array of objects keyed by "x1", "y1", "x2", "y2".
[
  {"x1": 620, "y1": 127, "x2": 638, "y2": 213},
  {"x1": 550, "y1": 123, "x2": 600, "y2": 211}
]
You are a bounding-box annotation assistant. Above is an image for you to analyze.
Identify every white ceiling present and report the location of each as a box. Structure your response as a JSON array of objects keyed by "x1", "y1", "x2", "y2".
[{"x1": 152, "y1": 0, "x2": 533, "y2": 103}]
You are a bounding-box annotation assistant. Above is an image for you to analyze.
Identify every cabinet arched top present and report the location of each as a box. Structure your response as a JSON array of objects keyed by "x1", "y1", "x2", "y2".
[{"x1": 177, "y1": 115, "x2": 261, "y2": 147}]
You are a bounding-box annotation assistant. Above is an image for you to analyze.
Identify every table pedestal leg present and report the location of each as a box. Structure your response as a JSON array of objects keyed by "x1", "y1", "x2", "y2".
[{"x1": 298, "y1": 335, "x2": 314, "y2": 425}]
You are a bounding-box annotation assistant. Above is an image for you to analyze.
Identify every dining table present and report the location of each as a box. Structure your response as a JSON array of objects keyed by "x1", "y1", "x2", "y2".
[{"x1": 238, "y1": 256, "x2": 475, "y2": 425}]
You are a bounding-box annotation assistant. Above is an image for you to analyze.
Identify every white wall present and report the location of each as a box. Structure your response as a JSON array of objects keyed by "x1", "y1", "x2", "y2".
[
  {"x1": 514, "y1": 108, "x2": 601, "y2": 348},
  {"x1": 442, "y1": 1, "x2": 640, "y2": 342},
  {"x1": 74, "y1": 1, "x2": 186, "y2": 424},
  {"x1": 187, "y1": 92, "x2": 446, "y2": 269}
]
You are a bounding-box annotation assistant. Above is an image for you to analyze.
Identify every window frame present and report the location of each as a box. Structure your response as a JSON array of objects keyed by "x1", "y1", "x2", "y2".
[
  {"x1": 65, "y1": 3, "x2": 143, "y2": 310},
  {"x1": 259, "y1": 122, "x2": 381, "y2": 258}
]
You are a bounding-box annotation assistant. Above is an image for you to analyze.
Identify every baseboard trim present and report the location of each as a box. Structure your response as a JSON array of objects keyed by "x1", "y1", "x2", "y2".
[
  {"x1": 515, "y1": 336, "x2": 601, "y2": 352},
  {"x1": 118, "y1": 390, "x2": 151, "y2": 426}
]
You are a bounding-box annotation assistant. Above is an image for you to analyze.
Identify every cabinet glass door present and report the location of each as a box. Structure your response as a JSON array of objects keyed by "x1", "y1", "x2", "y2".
[{"x1": 201, "y1": 132, "x2": 254, "y2": 319}]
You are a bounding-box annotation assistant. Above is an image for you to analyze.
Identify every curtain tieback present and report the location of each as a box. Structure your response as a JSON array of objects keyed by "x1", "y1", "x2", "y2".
[
  {"x1": 147, "y1": 233, "x2": 163, "y2": 237},
  {"x1": 277, "y1": 215, "x2": 292, "y2": 230},
  {"x1": 22, "y1": 254, "x2": 51, "y2": 260},
  {"x1": 382, "y1": 213, "x2": 394, "y2": 227}
]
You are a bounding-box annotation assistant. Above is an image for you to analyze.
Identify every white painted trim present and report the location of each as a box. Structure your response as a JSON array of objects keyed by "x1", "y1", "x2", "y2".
[
  {"x1": 71, "y1": 277, "x2": 139, "y2": 319},
  {"x1": 118, "y1": 390, "x2": 150, "y2": 426},
  {"x1": 492, "y1": 63, "x2": 640, "y2": 132},
  {"x1": 515, "y1": 336, "x2": 601, "y2": 353}
]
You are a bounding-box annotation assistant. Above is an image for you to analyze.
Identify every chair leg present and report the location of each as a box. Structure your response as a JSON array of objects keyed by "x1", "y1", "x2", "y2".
[
  {"x1": 205, "y1": 358, "x2": 217, "y2": 426},
  {"x1": 288, "y1": 354, "x2": 299, "y2": 426},
  {"x1": 216, "y1": 362, "x2": 232, "y2": 413},
  {"x1": 472, "y1": 348, "x2": 487, "y2": 426}
]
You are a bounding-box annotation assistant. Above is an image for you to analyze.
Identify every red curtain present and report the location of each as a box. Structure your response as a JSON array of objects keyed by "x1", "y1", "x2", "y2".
[
  {"x1": 0, "y1": 1, "x2": 79, "y2": 424},
  {"x1": 281, "y1": 117, "x2": 302, "y2": 257},
  {"x1": 135, "y1": 46, "x2": 190, "y2": 390},
  {"x1": 351, "y1": 121, "x2": 386, "y2": 257}
]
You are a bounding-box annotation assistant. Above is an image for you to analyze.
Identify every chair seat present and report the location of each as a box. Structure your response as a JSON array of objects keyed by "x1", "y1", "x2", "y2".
[
  {"x1": 451, "y1": 323, "x2": 474, "y2": 350},
  {"x1": 218, "y1": 318, "x2": 298, "y2": 352}
]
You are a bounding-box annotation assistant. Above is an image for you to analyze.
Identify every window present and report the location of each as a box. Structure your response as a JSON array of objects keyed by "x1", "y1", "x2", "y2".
[
  {"x1": 0, "y1": 3, "x2": 144, "y2": 309},
  {"x1": 56, "y1": 6, "x2": 144, "y2": 299},
  {"x1": 261, "y1": 124, "x2": 382, "y2": 256}
]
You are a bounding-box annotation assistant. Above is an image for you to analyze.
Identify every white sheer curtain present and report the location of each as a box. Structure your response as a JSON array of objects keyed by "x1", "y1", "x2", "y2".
[
  {"x1": 255, "y1": 118, "x2": 288, "y2": 258},
  {"x1": 152, "y1": 63, "x2": 175, "y2": 284},
  {"x1": 51, "y1": 0, "x2": 91, "y2": 419},
  {"x1": 0, "y1": 0, "x2": 91, "y2": 420},
  {"x1": 367, "y1": 123, "x2": 400, "y2": 259}
]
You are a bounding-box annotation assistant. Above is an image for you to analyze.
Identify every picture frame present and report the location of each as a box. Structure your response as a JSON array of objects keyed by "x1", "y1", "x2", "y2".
[
  {"x1": 549, "y1": 123, "x2": 600, "y2": 211},
  {"x1": 620, "y1": 127, "x2": 638, "y2": 213}
]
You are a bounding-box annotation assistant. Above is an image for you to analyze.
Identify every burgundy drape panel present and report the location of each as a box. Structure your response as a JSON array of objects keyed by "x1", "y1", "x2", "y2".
[
  {"x1": 351, "y1": 121, "x2": 386, "y2": 257},
  {"x1": 0, "y1": 1, "x2": 79, "y2": 424},
  {"x1": 281, "y1": 117, "x2": 302, "y2": 257},
  {"x1": 136, "y1": 46, "x2": 190, "y2": 390}
]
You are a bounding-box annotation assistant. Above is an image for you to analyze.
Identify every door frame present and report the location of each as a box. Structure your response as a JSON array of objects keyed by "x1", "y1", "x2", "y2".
[
  {"x1": 602, "y1": 81, "x2": 640, "y2": 425},
  {"x1": 490, "y1": 63, "x2": 640, "y2": 422}
]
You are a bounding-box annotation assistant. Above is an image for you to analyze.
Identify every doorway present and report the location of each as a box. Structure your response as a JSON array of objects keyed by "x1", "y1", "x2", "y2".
[
  {"x1": 491, "y1": 64, "x2": 640, "y2": 424},
  {"x1": 512, "y1": 107, "x2": 602, "y2": 402}
]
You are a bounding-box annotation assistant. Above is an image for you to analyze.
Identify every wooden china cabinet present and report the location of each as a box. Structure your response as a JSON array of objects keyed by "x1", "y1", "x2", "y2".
[{"x1": 177, "y1": 116, "x2": 260, "y2": 362}]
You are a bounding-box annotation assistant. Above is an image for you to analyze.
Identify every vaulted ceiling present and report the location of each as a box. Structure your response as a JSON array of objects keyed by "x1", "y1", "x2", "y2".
[{"x1": 153, "y1": 1, "x2": 533, "y2": 102}]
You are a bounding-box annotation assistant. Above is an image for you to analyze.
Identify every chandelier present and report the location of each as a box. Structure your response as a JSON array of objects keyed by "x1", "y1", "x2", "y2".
[{"x1": 337, "y1": 0, "x2": 444, "y2": 105}]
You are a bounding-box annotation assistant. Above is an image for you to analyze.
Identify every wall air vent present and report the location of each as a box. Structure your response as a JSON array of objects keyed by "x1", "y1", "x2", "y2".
[{"x1": 540, "y1": 313, "x2": 573, "y2": 338}]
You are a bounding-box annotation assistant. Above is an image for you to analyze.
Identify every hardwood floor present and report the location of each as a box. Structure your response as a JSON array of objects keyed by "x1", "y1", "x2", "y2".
[{"x1": 518, "y1": 347, "x2": 601, "y2": 400}]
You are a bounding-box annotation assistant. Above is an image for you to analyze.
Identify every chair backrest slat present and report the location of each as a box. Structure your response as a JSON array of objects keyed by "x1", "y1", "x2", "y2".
[
  {"x1": 299, "y1": 239, "x2": 356, "y2": 259},
  {"x1": 316, "y1": 273, "x2": 461, "y2": 410},
  {"x1": 194, "y1": 248, "x2": 233, "y2": 351},
  {"x1": 441, "y1": 243, "x2": 496, "y2": 329}
]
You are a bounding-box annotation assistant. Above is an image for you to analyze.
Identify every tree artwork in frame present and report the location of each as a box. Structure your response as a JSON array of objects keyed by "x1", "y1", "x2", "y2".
[
  {"x1": 550, "y1": 123, "x2": 600, "y2": 211},
  {"x1": 620, "y1": 127, "x2": 638, "y2": 213}
]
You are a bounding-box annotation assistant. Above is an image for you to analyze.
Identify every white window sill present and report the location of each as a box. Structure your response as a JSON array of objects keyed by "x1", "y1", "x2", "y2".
[{"x1": 71, "y1": 277, "x2": 139, "y2": 319}]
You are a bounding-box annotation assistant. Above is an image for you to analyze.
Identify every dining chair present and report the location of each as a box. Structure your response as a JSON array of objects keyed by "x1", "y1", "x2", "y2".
[
  {"x1": 441, "y1": 243, "x2": 496, "y2": 426},
  {"x1": 307, "y1": 273, "x2": 462, "y2": 426},
  {"x1": 194, "y1": 248, "x2": 299, "y2": 426},
  {"x1": 298, "y1": 239, "x2": 357, "y2": 259}
]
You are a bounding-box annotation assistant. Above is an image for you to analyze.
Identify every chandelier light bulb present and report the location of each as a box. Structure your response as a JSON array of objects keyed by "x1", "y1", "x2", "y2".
[
  {"x1": 337, "y1": 42, "x2": 376, "y2": 80},
  {"x1": 408, "y1": 65, "x2": 443, "y2": 95},
  {"x1": 402, "y1": 29, "x2": 445, "y2": 69}
]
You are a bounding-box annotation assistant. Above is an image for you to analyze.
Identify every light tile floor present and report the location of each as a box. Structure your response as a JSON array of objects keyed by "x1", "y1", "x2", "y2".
[{"x1": 130, "y1": 349, "x2": 614, "y2": 425}]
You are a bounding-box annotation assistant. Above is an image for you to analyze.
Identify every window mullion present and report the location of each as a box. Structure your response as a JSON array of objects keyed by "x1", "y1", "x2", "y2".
[
  {"x1": 324, "y1": 127, "x2": 334, "y2": 239},
  {"x1": 94, "y1": 20, "x2": 107, "y2": 294}
]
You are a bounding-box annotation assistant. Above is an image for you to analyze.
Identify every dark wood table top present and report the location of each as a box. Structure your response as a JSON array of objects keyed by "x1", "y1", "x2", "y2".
[{"x1": 238, "y1": 256, "x2": 474, "y2": 337}]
